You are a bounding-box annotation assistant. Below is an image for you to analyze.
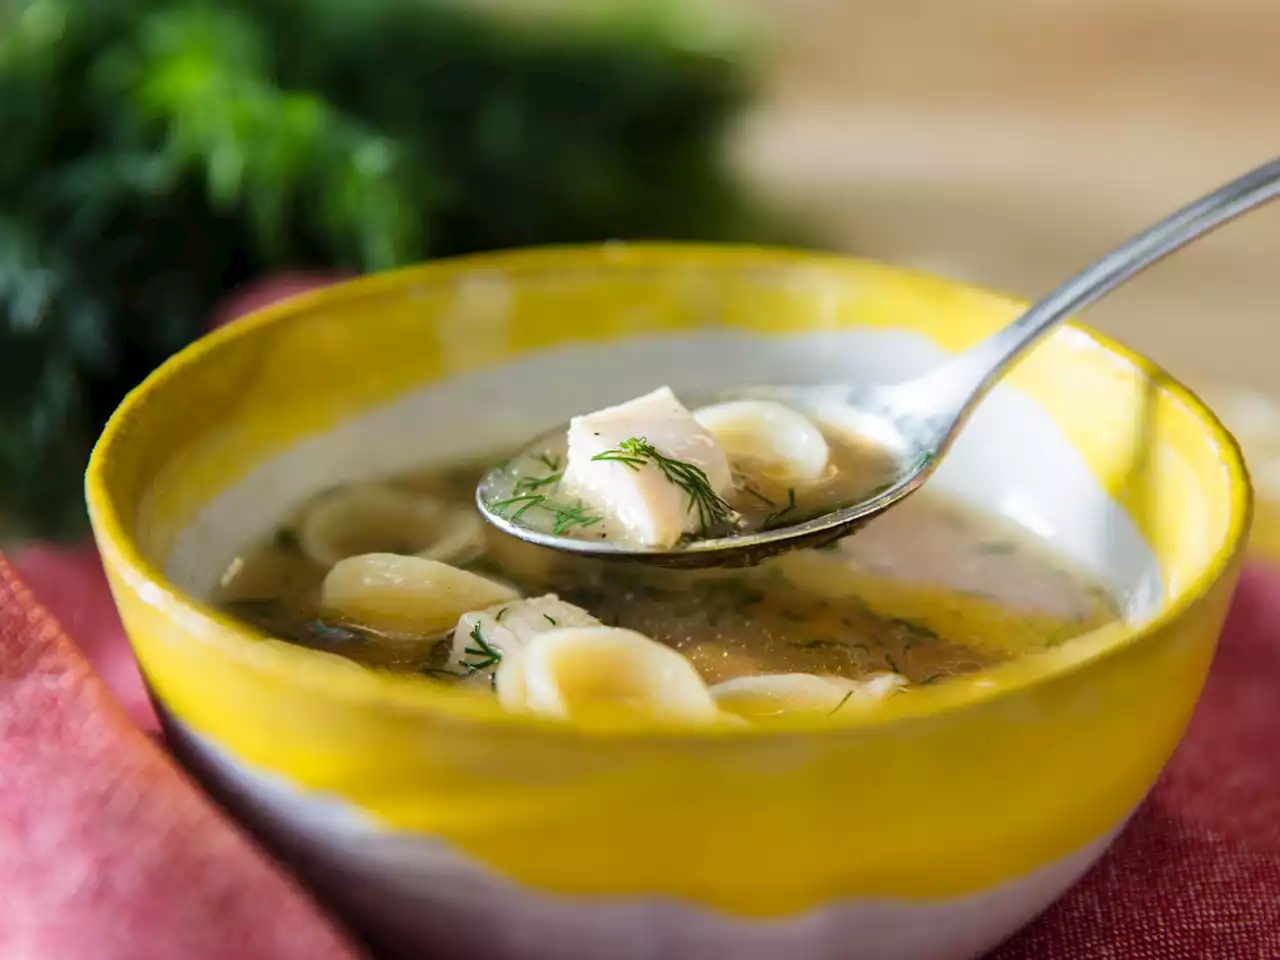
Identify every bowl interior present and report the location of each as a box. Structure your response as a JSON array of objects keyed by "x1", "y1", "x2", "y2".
[{"x1": 89, "y1": 244, "x2": 1247, "y2": 730}]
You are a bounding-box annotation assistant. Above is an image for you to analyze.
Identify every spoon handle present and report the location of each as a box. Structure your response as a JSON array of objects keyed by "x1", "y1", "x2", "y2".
[{"x1": 902, "y1": 156, "x2": 1280, "y2": 422}]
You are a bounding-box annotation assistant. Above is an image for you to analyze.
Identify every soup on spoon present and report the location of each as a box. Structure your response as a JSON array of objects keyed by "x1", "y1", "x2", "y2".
[
  {"x1": 479, "y1": 155, "x2": 1280, "y2": 567},
  {"x1": 218, "y1": 453, "x2": 1117, "y2": 724},
  {"x1": 479, "y1": 385, "x2": 904, "y2": 556}
]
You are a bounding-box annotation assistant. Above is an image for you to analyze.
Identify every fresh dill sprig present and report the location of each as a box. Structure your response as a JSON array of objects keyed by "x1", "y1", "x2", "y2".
[
  {"x1": 762, "y1": 487, "x2": 797, "y2": 529},
  {"x1": 733, "y1": 472, "x2": 776, "y2": 508},
  {"x1": 512, "y1": 450, "x2": 566, "y2": 495},
  {"x1": 460, "y1": 622, "x2": 503, "y2": 674},
  {"x1": 494, "y1": 449, "x2": 602, "y2": 535},
  {"x1": 829, "y1": 690, "x2": 854, "y2": 715},
  {"x1": 491, "y1": 493, "x2": 603, "y2": 535},
  {"x1": 592, "y1": 437, "x2": 736, "y2": 535},
  {"x1": 514, "y1": 470, "x2": 564, "y2": 494}
]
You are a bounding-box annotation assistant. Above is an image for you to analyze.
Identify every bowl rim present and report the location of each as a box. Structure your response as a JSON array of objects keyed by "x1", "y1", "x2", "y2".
[{"x1": 85, "y1": 242, "x2": 1253, "y2": 740}]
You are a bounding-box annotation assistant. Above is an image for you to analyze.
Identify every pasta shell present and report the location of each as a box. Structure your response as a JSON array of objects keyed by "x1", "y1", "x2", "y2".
[
  {"x1": 494, "y1": 647, "x2": 529, "y2": 711},
  {"x1": 321, "y1": 554, "x2": 519, "y2": 637},
  {"x1": 517, "y1": 627, "x2": 720, "y2": 723},
  {"x1": 693, "y1": 400, "x2": 830, "y2": 482},
  {"x1": 711, "y1": 671, "x2": 905, "y2": 720},
  {"x1": 298, "y1": 486, "x2": 448, "y2": 568},
  {"x1": 415, "y1": 509, "x2": 487, "y2": 567}
]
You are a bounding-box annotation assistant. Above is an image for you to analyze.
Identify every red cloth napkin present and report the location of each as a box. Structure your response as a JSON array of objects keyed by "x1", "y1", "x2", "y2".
[
  {"x1": 2, "y1": 276, "x2": 1276, "y2": 958},
  {"x1": 5, "y1": 551, "x2": 1278, "y2": 960},
  {"x1": 0, "y1": 554, "x2": 367, "y2": 960}
]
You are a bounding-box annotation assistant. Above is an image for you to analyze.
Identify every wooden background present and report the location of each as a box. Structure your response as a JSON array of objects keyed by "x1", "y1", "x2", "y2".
[{"x1": 735, "y1": 0, "x2": 1280, "y2": 390}]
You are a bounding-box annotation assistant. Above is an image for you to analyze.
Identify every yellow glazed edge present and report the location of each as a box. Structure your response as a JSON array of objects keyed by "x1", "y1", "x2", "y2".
[
  {"x1": 84, "y1": 245, "x2": 1251, "y2": 911},
  {"x1": 86, "y1": 243, "x2": 1252, "y2": 739}
]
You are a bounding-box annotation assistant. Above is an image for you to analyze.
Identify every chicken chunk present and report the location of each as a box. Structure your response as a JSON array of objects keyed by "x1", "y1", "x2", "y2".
[{"x1": 560, "y1": 387, "x2": 735, "y2": 548}]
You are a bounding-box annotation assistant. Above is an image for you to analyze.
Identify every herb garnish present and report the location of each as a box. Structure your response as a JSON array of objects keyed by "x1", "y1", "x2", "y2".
[
  {"x1": 884, "y1": 653, "x2": 901, "y2": 673},
  {"x1": 495, "y1": 451, "x2": 601, "y2": 532},
  {"x1": 592, "y1": 437, "x2": 736, "y2": 536},
  {"x1": 514, "y1": 451, "x2": 565, "y2": 495},
  {"x1": 543, "y1": 613, "x2": 557, "y2": 626},
  {"x1": 459, "y1": 622, "x2": 503, "y2": 674},
  {"x1": 533, "y1": 451, "x2": 563, "y2": 471},
  {"x1": 514, "y1": 471, "x2": 564, "y2": 494},
  {"x1": 829, "y1": 690, "x2": 854, "y2": 715},
  {"x1": 491, "y1": 493, "x2": 603, "y2": 535},
  {"x1": 737, "y1": 478, "x2": 776, "y2": 508},
  {"x1": 763, "y1": 487, "x2": 797, "y2": 529}
]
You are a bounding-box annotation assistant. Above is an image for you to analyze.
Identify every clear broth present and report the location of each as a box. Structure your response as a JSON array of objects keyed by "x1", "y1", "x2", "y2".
[{"x1": 216, "y1": 463, "x2": 1119, "y2": 688}]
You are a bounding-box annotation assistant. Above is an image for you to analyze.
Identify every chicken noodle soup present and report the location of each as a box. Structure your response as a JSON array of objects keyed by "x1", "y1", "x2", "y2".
[{"x1": 217, "y1": 470, "x2": 1117, "y2": 724}]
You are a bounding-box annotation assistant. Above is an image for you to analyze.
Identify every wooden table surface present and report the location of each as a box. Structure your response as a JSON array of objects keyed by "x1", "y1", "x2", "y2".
[{"x1": 735, "y1": 0, "x2": 1280, "y2": 391}]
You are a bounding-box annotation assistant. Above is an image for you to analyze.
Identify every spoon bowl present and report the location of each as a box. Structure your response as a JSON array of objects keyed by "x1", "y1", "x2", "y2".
[
  {"x1": 477, "y1": 385, "x2": 925, "y2": 567},
  {"x1": 479, "y1": 156, "x2": 1280, "y2": 567}
]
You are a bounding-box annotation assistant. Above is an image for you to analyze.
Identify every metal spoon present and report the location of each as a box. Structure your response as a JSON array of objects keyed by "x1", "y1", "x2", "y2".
[{"x1": 478, "y1": 156, "x2": 1280, "y2": 568}]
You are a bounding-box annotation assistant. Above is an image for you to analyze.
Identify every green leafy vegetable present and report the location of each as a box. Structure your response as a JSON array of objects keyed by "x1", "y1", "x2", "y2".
[{"x1": 0, "y1": 0, "x2": 786, "y2": 539}]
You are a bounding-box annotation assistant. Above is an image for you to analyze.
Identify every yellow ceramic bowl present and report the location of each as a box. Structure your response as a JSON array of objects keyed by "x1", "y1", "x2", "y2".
[{"x1": 86, "y1": 245, "x2": 1249, "y2": 960}]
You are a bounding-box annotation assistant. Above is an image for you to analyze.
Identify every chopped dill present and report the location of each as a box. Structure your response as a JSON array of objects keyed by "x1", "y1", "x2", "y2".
[
  {"x1": 919, "y1": 673, "x2": 944, "y2": 685},
  {"x1": 514, "y1": 470, "x2": 564, "y2": 494},
  {"x1": 829, "y1": 690, "x2": 854, "y2": 715},
  {"x1": 592, "y1": 437, "x2": 735, "y2": 535},
  {"x1": 762, "y1": 488, "x2": 797, "y2": 529},
  {"x1": 543, "y1": 613, "x2": 557, "y2": 626},
  {"x1": 491, "y1": 492, "x2": 603, "y2": 535},
  {"x1": 460, "y1": 622, "x2": 503, "y2": 674},
  {"x1": 883, "y1": 652, "x2": 901, "y2": 673},
  {"x1": 512, "y1": 451, "x2": 567, "y2": 495},
  {"x1": 495, "y1": 607, "x2": 509, "y2": 621},
  {"x1": 738, "y1": 480, "x2": 776, "y2": 508}
]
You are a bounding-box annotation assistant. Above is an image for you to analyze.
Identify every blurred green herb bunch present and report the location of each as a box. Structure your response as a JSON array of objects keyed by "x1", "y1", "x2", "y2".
[{"x1": 0, "y1": 0, "x2": 774, "y2": 538}]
